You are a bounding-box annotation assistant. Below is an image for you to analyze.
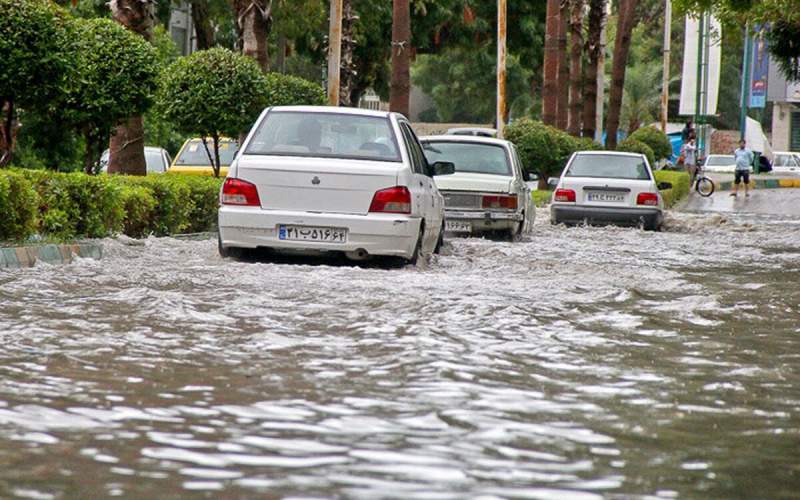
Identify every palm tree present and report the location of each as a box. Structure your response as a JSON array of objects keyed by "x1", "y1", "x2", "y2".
[
  {"x1": 231, "y1": 0, "x2": 273, "y2": 72},
  {"x1": 567, "y1": 0, "x2": 584, "y2": 136},
  {"x1": 582, "y1": 0, "x2": 605, "y2": 139},
  {"x1": 605, "y1": 0, "x2": 638, "y2": 149},
  {"x1": 621, "y1": 62, "x2": 662, "y2": 134},
  {"x1": 107, "y1": 0, "x2": 155, "y2": 176},
  {"x1": 542, "y1": 0, "x2": 561, "y2": 126},
  {"x1": 390, "y1": 0, "x2": 411, "y2": 116},
  {"x1": 556, "y1": 0, "x2": 569, "y2": 130}
]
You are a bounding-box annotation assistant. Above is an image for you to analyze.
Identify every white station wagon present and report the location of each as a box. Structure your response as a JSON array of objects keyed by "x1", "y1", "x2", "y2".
[
  {"x1": 217, "y1": 106, "x2": 454, "y2": 264},
  {"x1": 550, "y1": 151, "x2": 665, "y2": 231},
  {"x1": 420, "y1": 135, "x2": 534, "y2": 240}
]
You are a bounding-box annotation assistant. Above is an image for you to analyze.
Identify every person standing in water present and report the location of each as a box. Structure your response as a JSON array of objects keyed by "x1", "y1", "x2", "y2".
[{"x1": 732, "y1": 139, "x2": 754, "y2": 197}]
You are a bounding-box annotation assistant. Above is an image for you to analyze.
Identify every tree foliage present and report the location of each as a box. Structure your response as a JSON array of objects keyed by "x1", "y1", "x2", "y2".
[
  {"x1": 617, "y1": 137, "x2": 656, "y2": 166},
  {"x1": 63, "y1": 18, "x2": 160, "y2": 173},
  {"x1": 628, "y1": 126, "x2": 674, "y2": 160},
  {"x1": 263, "y1": 73, "x2": 326, "y2": 107}
]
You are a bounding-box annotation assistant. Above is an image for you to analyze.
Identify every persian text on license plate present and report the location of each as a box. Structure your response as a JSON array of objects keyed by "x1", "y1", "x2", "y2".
[
  {"x1": 278, "y1": 225, "x2": 347, "y2": 243},
  {"x1": 445, "y1": 221, "x2": 472, "y2": 233},
  {"x1": 587, "y1": 192, "x2": 625, "y2": 203}
]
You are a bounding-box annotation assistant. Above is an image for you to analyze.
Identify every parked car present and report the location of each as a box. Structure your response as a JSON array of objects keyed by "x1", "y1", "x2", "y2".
[
  {"x1": 420, "y1": 135, "x2": 534, "y2": 240},
  {"x1": 550, "y1": 151, "x2": 665, "y2": 231},
  {"x1": 168, "y1": 137, "x2": 238, "y2": 176},
  {"x1": 218, "y1": 106, "x2": 454, "y2": 264},
  {"x1": 772, "y1": 151, "x2": 800, "y2": 173},
  {"x1": 99, "y1": 146, "x2": 171, "y2": 174},
  {"x1": 445, "y1": 127, "x2": 497, "y2": 138},
  {"x1": 702, "y1": 154, "x2": 749, "y2": 173}
]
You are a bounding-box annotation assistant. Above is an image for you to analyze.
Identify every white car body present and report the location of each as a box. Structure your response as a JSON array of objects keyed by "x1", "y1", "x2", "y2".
[
  {"x1": 99, "y1": 147, "x2": 172, "y2": 174},
  {"x1": 550, "y1": 151, "x2": 664, "y2": 231},
  {"x1": 772, "y1": 151, "x2": 800, "y2": 173},
  {"x1": 445, "y1": 127, "x2": 497, "y2": 138},
  {"x1": 420, "y1": 135, "x2": 534, "y2": 238},
  {"x1": 703, "y1": 154, "x2": 752, "y2": 173},
  {"x1": 218, "y1": 106, "x2": 447, "y2": 262}
]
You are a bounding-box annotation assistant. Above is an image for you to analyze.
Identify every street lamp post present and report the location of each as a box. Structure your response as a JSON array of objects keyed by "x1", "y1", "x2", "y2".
[
  {"x1": 327, "y1": 0, "x2": 343, "y2": 106},
  {"x1": 497, "y1": 0, "x2": 507, "y2": 138}
]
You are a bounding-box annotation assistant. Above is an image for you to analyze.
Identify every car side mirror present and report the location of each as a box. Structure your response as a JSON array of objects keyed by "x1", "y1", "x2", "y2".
[
  {"x1": 547, "y1": 177, "x2": 560, "y2": 188},
  {"x1": 657, "y1": 181, "x2": 672, "y2": 190},
  {"x1": 431, "y1": 161, "x2": 455, "y2": 176},
  {"x1": 522, "y1": 170, "x2": 531, "y2": 182}
]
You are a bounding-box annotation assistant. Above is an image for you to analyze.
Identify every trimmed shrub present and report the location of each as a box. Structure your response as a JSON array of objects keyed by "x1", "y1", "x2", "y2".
[
  {"x1": 628, "y1": 126, "x2": 673, "y2": 160},
  {"x1": 617, "y1": 138, "x2": 656, "y2": 167},
  {"x1": 118, "y1": 184, "x2": 157, "y2": 238},
  {"x1": 0, "y1": 171, "x2": 39, "y2": 242},
  {"x1": 264, "y1": 72, "x2": 326, "y2": 107},
  {"x1": 655, "y1": 170, "x2": 690, "y2": 208},
  {"x1": 180, "y1": 176, "x2": 223, "y2": 233},
  {"x1": 504, "y1": 119, "x2": 576, "y2": 181}
]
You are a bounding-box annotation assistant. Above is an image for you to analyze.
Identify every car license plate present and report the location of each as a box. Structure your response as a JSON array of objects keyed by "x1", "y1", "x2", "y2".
[
  {"x1": 587, "y1": 192, "x2": 625, "y2": 203},
  {"x1": 445, "y1": 221, "x2": 471, "y2": 233},
  {"x1": 278, "y1": 225, "x2": 347, "y2": 243}
]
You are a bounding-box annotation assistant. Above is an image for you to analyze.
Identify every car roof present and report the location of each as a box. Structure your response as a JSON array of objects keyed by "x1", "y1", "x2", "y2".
[
  {"x1": 446, "y1": 127, "x2": 497, "y2": 135},
  {"x1": 269, "y1": 105, "x2": 395, "y2": 119},
  {"x1": 707, "y1": 154, "x2": 734, "y2": 158},
  {"x1": 773, "y1": 151, "x2": 799, "y2": 155},
  {"x1": 573, "y1": 150, "x2": 644, "y2": 158},
  {"x1": 419, "y1": 135, "x2": 511, "y2": 147}
]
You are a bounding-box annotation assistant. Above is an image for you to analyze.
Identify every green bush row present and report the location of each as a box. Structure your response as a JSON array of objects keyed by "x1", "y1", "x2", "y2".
[
  {"x1": 0, "y1": 169, "x2": 222, "y2": 242},
  {"x1": 655, "y1": 170, "x2": 690, "y2": 208}
]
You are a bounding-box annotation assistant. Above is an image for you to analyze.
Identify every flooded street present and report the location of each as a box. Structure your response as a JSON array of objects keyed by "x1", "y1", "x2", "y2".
[{"x1": 1, "y1": 211, "x2": 799, "y2": 499}]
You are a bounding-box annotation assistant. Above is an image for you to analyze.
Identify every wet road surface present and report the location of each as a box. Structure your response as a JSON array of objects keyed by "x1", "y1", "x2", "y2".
[
  {"x1": 684, "y1": 187, "x2": 800, "y2": 217},
  {"x1": 0, "y1": 211, "x2": 799, "y2": 499}
]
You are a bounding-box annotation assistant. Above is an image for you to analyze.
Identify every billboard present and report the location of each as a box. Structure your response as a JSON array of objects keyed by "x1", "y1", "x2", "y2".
[
  {"x1": 679, "y1": 14, "x2": 722, "y2": 116},
  {"x1": 749, "y1": 25, "x2": 769, "y2": 108}
]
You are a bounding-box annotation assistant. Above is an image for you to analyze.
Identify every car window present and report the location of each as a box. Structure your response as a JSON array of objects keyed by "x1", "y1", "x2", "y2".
[
  {"x1": 705, "y1": 155, "x2": 735, "y2": 166},
  {"x1": 399, "y1": 122, "x2": 427, "y2": 174},
  {"x1": 566, "y1": 154, "x2": 651, "y2": 180},
  {"x1": 245, "y1": 111, "x2": 401, "y2": 163},
  {"x1": 175, "y1": 140, "x2": 237, "y2": 166},
  {"x1": 145, "y1": 150, "x2": 165, "y2": 172},
  {"x1": 422, "y1": 141, "x2": 512, "y2": 176},
  {"x1": 776, "y1": 154, "x2": 798, "y2": 167}
]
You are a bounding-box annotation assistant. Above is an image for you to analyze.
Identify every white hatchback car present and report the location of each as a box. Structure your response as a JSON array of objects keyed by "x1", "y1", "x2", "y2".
[
  {"x1": 218, "y1": 106, "x2": 453, "y2": 263},
  {"x1": 420, "y1": 135, "x2": 534, "y2": 240},
  {"x1": 550, "y1": 151, "x2": 665, "y2": 231},
  {"x1": 772, "y1": 151, "x2": 800, "y2": 173}
]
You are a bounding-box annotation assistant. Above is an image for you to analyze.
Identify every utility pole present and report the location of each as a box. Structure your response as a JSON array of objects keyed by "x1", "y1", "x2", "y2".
[
  {"x1": 497, "y1": 0, "x2": 507, "y2": 138},
  {"x1": 739, "y1": 24, "x2": 752, "y2": 141},
  {"x1": 327, "y1": 0, "x2": 343, "y2": 106},
  {"x1": 595, "y1": 0, "x2": 609, "y2": 142},
  {"x1": 543, "y1": 0, "x2": 560, "y2": 126},
  {"x1": 390, "y1": 0, "x2": 411, "y2": 117},
  {"x1": 660, "y1": 0, "x2": 671, "y2": 133}
]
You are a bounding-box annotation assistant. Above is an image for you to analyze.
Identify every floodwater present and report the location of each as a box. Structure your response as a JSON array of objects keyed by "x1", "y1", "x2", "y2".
[{"x1": 0, "y1": 211, "x2": 799, "y2": 499}]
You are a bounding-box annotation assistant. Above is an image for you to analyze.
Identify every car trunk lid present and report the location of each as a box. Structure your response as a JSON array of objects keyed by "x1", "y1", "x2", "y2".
[{"x1": 560, "y1": 177, "x2": 655, "y2": 208}]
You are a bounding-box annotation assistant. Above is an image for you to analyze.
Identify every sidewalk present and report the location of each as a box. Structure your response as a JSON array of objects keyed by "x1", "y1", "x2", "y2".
[
  {"x1": 0, "y1": 243, "x2": 102, "y2": 269},
  {"x1": 706, "y1": 172, "x2": 800, "y2": 191}
]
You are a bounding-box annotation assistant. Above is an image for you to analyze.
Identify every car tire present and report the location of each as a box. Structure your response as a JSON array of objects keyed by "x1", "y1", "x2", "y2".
[
  {"x1": 218, "y1": 234, "x2": 244, "y2": 260},
  {"x1": 433, "y1": 223, "x2": 444, "y2": 254}
]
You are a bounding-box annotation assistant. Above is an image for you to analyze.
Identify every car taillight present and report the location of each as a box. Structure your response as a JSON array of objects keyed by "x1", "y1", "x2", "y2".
[
  {"x1": 221, "y1": 178, "x2": 260, "y2": 206},
  {"x1": 482, "y1": 194, "x2": 517, "y2": 210},
  {"x1": 554, "y1": 189, "x2": 576, "y2": 202},
  {"x1": 369, "y1": 186, "x2": 412, "y2": 214},
  {"x1": 637, "y1": 192, "x2": 659, "y2": 206}
]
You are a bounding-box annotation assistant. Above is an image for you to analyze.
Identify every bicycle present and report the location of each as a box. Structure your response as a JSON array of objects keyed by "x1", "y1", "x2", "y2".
[{"x1": 691, "y1": 163, "x2": 715, "y2": 197}]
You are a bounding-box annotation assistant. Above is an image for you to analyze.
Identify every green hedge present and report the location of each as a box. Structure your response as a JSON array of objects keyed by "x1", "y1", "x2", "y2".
[
  {"x1": 617, "y1": 138, "x2": 656, "y2": 167},
  {"x1": 655, "y1": 170, "x2": 690, "y2": 208},
  {"x1": 628, "y1": 126, "x2": 673, "y2": 160},
  {"x1": 1, "y1": 169, "x2": 223, "y2": 241}
]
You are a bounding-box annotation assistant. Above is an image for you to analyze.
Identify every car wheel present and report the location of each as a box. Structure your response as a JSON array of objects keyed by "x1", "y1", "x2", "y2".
[
  {"x1": 218, "y1": 234, "x2": 244, "y2": 259},
  {"x1": 433, "y1": 223, "x2": 444, "y2": 254},
  {"x1": 504, "y1": 219, "x2": 523, "y2": 242}
]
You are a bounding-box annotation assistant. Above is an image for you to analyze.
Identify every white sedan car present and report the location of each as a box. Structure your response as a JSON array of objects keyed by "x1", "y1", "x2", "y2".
[
  {"x1": 772, "y1": 151, "x2": 800, "y2": 173},
  {"x1": 550, "y1": 151, "x2": 665, "y2": 231},
  {"x1": 218, "y1": 106, "x2": 453, "y2": 264},
  {"x1": 420, "y1": 135, "x2": 534, "y2": 240},
  {"x1": 702, "y1": 154, "x2": 751, "y2": 173}
]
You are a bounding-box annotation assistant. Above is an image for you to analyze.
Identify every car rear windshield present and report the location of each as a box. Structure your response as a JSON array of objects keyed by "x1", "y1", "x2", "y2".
[
  {"x1": 705, "y1": 155, "x2": 734, "y2": 166},
  {"x1": 175, "y1": 140, "x2": 237, "y2": 166},
  {"x1": 422, "y1": 141, "x2": 511, "y2": 176},
  {"x1": 565, "y1": 154, "x2": 651, "y2": 180},
  {"x1": 245, "y1": 111, "x2": 402, "y2": 162}
]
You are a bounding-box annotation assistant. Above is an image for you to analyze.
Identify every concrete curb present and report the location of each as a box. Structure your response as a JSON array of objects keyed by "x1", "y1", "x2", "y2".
[
  {"x1": 0, "y1": 243, "x2": 103, "y2": 269},
  {"x1": 718, "y1": 178, "x2": 800, "y2": 191}
]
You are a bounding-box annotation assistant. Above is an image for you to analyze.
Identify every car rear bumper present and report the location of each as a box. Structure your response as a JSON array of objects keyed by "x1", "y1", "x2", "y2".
[
  {"x1": 444, "y1": 209, "x2": 522, "y2": 232},
  {"x1": 218, "y1": 206, "x2": 421, "y2": 258},
  {"x1": 551, "y1": 205, "x2": 662, "y2": 228}
]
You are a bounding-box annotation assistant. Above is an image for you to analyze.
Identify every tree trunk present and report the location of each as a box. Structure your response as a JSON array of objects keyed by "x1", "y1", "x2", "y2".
[
  {"x1": 190, "y1": 0, "x2": 215, "y2": 49},
  {"x1": 232, "y1": 0, "x2": 272, "y2": 72},
  {"x1": 556, "y1": 0, "x2": 569, "y2": 131},
  {"x1": 567, "y1": 0, "x2": 584, "y2": 136},
  {"x1": 542, "y1": 0, "x2": 560, "y2": 126},
  {"x1": 0, "y1": 100, "x2": 18, "y2": 167},
  {"x1": 339, "y1": 0, "x2": 358, "y2": 107},
  {"x1": 108, "y1": 0, "x2": 155, "y2": 177},
  {"x1": 582, "y1": 0, "x2": 605, "y2": 139},
  {"x1": 605, "y1": 0, "x2": 638, "y2": 149},
  {"x1": 390, "y1": 0, "x2": 411, "y2": 117}
]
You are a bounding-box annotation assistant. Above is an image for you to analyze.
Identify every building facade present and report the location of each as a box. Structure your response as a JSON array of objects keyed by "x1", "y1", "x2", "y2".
[{"x1": 768, "y1": 59, "x2": 800, "y2": 151}]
